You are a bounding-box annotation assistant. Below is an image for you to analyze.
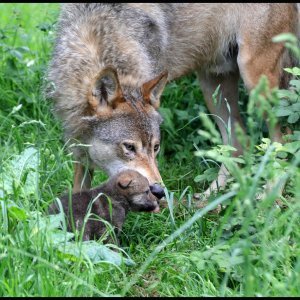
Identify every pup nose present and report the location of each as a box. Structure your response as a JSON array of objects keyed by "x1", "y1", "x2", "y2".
[{"x1": 150, "y1": 184, "x2": 165, "y2": 199}]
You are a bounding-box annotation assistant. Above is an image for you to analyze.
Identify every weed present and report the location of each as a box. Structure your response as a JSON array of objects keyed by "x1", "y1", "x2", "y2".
[{"x1": 0, "y1": 4, "x2": 299, "y2": 297}]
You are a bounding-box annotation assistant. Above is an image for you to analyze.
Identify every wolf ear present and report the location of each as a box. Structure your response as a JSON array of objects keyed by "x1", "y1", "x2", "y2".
[
  {"x1": 118, "y1": 177, "x2": 132, "y2": 189},
  {"x1": 89, "y1": 66, "x2": 124, "y2": 111},
  {"x1": 142, "y1": 71, "x2": 168, "y2": 109}
]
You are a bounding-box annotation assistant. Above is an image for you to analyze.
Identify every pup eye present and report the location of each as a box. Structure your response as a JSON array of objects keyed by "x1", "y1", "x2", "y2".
[
  {"x1": 145, "y1": 190, "x2": 150, "y2": 195},
  {"x1": 123, "y1": 143, "x2": 135, "y2": 152},
  {"x1": 154, "y1": 144, "x2": 160, "y2": 152}
]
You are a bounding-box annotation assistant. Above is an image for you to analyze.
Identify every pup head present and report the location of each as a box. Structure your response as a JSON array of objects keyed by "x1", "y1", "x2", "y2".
[
  {"x1": 81, "y1": 66, "x2": 168, "y2": 196},
  {"x1": 115, "y1": 169, "x2": 161, "y2": 213}
]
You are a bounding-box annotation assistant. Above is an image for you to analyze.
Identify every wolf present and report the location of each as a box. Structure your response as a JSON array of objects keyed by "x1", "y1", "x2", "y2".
[
  {"x1": 48, "y1": 169, "x2": 160, "y2": 241},
  {"x1": 46, "y1": 3, "x2": 298, "y2": 196}
]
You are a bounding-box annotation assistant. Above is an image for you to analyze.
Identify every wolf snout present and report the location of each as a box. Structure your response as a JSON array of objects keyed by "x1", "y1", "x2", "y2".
[{"x1": 150, "y1": 183, "x2": 165, "y2": 199}]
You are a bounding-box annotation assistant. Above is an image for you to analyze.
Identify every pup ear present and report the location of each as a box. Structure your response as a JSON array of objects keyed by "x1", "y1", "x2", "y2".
[
  {"x1": 88, "y1": 66, "x2": 125, "y2": 111},
  {"x1": 118, "y1": 176, "x2": 132, "y2": 189},
  {"x1": 141, "y1": 71, "x2": 168, "y2": 109}
]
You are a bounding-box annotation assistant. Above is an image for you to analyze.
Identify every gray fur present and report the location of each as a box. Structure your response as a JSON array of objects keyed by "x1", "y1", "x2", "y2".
[{"x1": 45, "y1": 3, "x2": 299, "y2": 191}]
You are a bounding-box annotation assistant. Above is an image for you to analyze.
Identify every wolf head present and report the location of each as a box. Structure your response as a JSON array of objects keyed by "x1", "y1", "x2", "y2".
[
  {"x1": 81, "y1": 66, "x2": 168, "y2": 193},
  {"x1": 114, "y1": 169, "x2": 160, "y2": 213}
]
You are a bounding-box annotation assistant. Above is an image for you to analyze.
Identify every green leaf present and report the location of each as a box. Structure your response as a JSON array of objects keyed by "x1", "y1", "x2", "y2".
[
  {"x1": 292, "y1": 102, "x2": 300, "y2": 112},
  {"x1": 231, "y1": 157, "x2": 245, "y2": 164},
  {"x1": 287, "y1": 112, "x2": 300, "y2": 124},
  {"x1": 0, "y1": 200, "x2": 28, "y2": 221},
  {"x1": 197, "y1": 129, "x2": 211, "y2": 140},
  {"x1": 199, "y1": 112, "x2": 222, "y2": 144},
  {"x1": 217, "y1": 145, "x2": 237, "y2": 152},
  {"x1": 15, "y1": 46, "x2": 30, "y2": 53},
  {"x1": 48, "y1": 213, "x2": 67, "y2": 230},
  {"x1": 58, "y1": 241, "x2": 135, "y2": 266},
  {"x1": 50, "y1": 231, "x2": 75, "y2": 244},
  {"x1": 289, "y1": 131, "x2": 300, "y2": 141},
  {"x1": 8, "y1": 205, "x2": 27, "y2": 221},
  {"x1": 229, "y1": 255, "x2": 244, "y2": 266},
  {"x1": 9, "y1": 49, "x2": 23, "y2": 60},
  {"x1": 278, "y1": 99, "x2": 290, "y2": 107},
  {"x1": 194, "y1": 174, "x2": 206, "y2": 183},
  {"x1": 189, "y1": 251, "x2": 207, "y2": 270},
  {"x1": 284, "y1": 67, "x2": 300, "y2": 76},
  {"x1": 204, "y1": 167, "x2": 219, "y2": 179},
  {"x1": 174, "y1": 109, "x2": 190, "y2": 120},
  {"x1": 194, "y1": 167, "x2": 218, "y2": 183},
  {"x1": 275, "y1": 107, "x2": 293, "y2": 117},
  {"x1": 277, "y1": 89, "x2": 294, "y2": 99},
  {"x1": 290, "y1": 79, "x2": 300, "y2": 90},
  {"x1": 212, "y1": 253, "x2": 231, "y2": 269},
  {"x1": 1, "y1": 147, "x2": 39, "y2": 196},
  {"x1": 281, "y1": 141, "x2": 300, "y2": 154},
  {"x1": 276, "y1": 151, "x2": 288, "y2": 159},
  {"x1": 22, "y1": 210, "x2": 136, "y2": 267}
]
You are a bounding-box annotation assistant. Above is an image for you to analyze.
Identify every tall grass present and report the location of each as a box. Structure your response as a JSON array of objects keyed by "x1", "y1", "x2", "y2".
[{"x1": 0, "y1": 3, "x2": 299, "y2": 297}]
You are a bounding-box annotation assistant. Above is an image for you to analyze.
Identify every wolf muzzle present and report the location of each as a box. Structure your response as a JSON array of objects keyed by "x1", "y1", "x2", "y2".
[{"x1": 150, "y1": 183, "x2": 165, "y2": 199}]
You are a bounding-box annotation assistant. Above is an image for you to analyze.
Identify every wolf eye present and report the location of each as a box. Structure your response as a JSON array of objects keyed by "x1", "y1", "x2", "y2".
[
  {"x1": 123, "y1": 143, "x2": 135, "y2": 152},
  {"x1": 154, "y1": 144, "x2": 160, "y2": 152}
]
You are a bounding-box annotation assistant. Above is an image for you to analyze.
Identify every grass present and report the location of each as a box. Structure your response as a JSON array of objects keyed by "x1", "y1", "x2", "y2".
[{"x1": 0, "y1": 3, "x2": 300, "y2": 297}]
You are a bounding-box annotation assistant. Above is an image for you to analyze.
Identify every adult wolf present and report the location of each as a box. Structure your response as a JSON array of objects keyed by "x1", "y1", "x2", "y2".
[{"x1": 46, "y1": 3, "x2": 298, "y2": 196}]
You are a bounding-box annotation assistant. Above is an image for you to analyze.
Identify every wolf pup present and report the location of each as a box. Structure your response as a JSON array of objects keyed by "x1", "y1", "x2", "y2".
[
  {"x1": 46, "y1": 4, "x2": 298, "y2": 196},
  {"x1": 48, "y1": 170, "x2": 160, "y2": 241}
]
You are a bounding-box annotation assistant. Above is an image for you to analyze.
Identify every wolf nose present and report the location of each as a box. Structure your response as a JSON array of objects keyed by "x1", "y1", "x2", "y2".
[{"x1": 150, "y1": 184, "x2": 165, "y2": 199}]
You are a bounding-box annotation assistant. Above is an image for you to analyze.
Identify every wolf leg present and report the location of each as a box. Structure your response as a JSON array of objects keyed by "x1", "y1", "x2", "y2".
[
  {"x1": 73, "y1": 162, "x2": 94, "y2": 192},
  {"x1": 237, "y1": 35, "x2": 286, "y2": 143},
  {"x1": 237, "y1": 34, "x2": 291, "y2": 202},
  {"x1": 197, "y1": 70, "x2": 246, "y2": 197}
]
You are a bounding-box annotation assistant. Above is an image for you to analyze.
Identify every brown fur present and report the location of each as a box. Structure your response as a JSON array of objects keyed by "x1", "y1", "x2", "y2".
[
  {"x1": 45, "y1": 3, "x2": 299, "y2": 194},
  {"x1": 48, "y1": 170, "x2": 160, "y2": 241}
]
